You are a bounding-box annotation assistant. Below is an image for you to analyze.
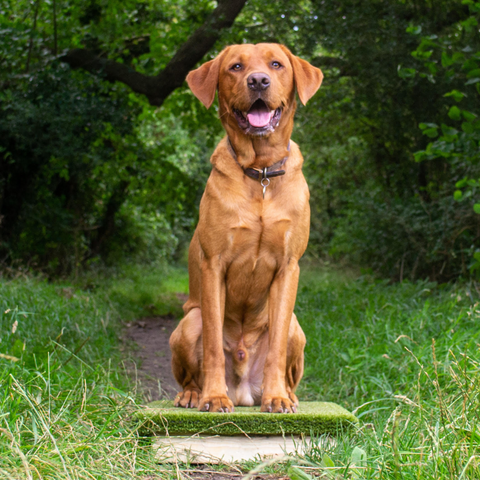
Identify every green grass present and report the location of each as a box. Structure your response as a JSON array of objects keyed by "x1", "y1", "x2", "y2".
[
  {"x1": 1, "y1": 263, "x2": 479, "y2": 478},
  {"x1": 293, "y1": 266, "x2": 480, "y2": 479},
  {"x1": 139, "y1": 400, "x2": 357, "y2": 435},
  {"x1": 0, "y1": 263, "x2": 188, "y2": 479},
  {"x1": 76, "y1": 262, "x2": 189, "y2": 319}
]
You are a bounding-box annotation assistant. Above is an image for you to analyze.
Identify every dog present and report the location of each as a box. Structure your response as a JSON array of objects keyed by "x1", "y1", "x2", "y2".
[{"x1": 169, "y1": 43, "x2": 323, "y2": 413}]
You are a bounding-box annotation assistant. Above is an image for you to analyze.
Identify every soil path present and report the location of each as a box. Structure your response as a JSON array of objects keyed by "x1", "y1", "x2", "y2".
[{"x1": 124, "y1": 316, "x2": 179, "y2": 402}]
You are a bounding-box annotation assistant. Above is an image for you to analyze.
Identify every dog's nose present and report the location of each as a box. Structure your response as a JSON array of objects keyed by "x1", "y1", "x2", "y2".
[{"x1": 247, "y1": 73, "x2": 271, "y2": 91}]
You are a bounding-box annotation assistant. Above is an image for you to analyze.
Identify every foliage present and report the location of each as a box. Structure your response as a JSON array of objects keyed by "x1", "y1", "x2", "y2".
[
  {"x1": 1, "y1": 0, "x2": 480, "y2": 281},
  {"x1": 0, "y1": 63, "x2": 203, "y2": 274},
  {"x1": 410, "y1": 0, "x2": 480, "y2": 276},
  {"x1": 0, "y1": 0, "x2": 226, "y2": 274},
  {"x1": 289, "y1": 0, "x2": 479, "y2": 280}
]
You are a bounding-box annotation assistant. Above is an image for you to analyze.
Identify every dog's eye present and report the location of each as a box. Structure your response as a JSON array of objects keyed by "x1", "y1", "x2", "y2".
[
  {"x1": 271, "y1": 61, "x2": 282, "y2": 69},
  {"x1": 230, "y1": 63, "x2": 242, "y2": 71}
]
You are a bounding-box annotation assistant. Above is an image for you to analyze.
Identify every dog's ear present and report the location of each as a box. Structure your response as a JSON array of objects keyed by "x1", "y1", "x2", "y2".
[
  {"x1": 280, "y1": 46, "x2": 323, "y2": 105},
  {"x1": 186, "y1": 48, "x2": 229, "y2": 109}
]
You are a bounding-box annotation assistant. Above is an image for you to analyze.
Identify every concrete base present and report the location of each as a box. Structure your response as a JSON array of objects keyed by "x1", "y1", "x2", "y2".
[{"x1": 155, "y1": 434, "x2": 308, "y2": 464}]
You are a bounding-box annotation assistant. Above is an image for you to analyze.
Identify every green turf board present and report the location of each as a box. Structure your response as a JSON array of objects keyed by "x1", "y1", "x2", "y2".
[{"x1": 137, "y1": 401, "x2": 358, "y2": 436}]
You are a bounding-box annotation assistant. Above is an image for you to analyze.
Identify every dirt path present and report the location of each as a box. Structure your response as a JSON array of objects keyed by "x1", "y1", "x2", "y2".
[{"x1": 124, "y1": 316, "x2": 179, "y2": 402}]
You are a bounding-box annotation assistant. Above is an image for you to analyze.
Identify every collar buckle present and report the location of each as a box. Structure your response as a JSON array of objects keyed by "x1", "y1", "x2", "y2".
[{"x1": 260, "y1": 168, "x2": 271, "y2": 198}]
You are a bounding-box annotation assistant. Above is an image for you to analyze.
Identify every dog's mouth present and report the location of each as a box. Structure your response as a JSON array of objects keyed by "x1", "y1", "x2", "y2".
[{"x1": 233, "y1": 100, "x2": 282, "y2": 135}]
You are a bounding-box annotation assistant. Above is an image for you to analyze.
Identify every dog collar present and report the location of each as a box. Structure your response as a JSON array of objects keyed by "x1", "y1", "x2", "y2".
[{"x1": 227, "y1": 138, "x2": 290, "y2": 197}]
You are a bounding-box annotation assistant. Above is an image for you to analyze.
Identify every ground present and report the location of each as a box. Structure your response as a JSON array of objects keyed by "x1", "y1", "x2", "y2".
[{"x1": 125, "y1": 315, "x2": 179, "y2": 401}]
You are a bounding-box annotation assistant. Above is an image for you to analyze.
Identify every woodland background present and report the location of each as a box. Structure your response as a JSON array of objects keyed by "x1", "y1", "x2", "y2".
[
  {"x1": 1, "y1": 0, "x2": 480, "y2": 281},
  {"x1": 2, "y1": 2, "x2": 480, "y2": 478}
]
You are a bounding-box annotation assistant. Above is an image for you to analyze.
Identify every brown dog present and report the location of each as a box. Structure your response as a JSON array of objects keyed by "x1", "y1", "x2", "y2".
[{"x1": 169, "y1": 43, "x2": 323, "y2": 413}]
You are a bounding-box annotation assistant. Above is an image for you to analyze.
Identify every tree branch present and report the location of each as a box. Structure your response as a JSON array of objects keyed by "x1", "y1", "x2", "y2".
[{"x1": 61, "y1": 0, "x2": 247, "y2": 106}]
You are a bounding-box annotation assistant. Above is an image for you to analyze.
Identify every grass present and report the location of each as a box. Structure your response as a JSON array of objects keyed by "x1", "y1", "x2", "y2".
[
  {"x1": 139, "y1": 400, "x2": 357, "y2": 436},
  {"x1": 1, "y1": 262, "x2": 479, "y2": 478},
  {"x1": 294, "y1": 266, "x2": 480, "y2": 479},
  {"x1": 0, "y1": 263, "x2": 184, "y2": 479}
]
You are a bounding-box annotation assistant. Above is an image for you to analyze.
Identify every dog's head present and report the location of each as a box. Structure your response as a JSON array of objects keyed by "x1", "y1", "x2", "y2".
[{"x1": 187, "y1": 44, "x2": 323, "y2": 137}]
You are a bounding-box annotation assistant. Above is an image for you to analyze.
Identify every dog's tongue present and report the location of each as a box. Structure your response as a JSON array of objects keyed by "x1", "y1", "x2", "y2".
[{"x1": 247, "y1": 101, "x2": 272, "y2": 128}]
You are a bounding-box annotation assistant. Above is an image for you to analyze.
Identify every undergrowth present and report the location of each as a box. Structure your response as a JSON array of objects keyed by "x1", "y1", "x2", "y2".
[{"x1": 0, "y1": 263, "x2": 479, "y2": 478}]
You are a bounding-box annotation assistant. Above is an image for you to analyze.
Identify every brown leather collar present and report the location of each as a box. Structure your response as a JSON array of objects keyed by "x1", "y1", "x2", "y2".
[{"x1": 227, "y1": 138, "x2": 290, "y2": 182}]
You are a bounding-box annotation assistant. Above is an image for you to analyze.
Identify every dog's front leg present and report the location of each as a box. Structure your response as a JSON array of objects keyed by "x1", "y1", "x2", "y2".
[
  {"x1": 261, "y1": 258, "x2": 300, "y2": 413},
  {"x1": 198, "y1": 257, "x2": 234, "y2": 412}
]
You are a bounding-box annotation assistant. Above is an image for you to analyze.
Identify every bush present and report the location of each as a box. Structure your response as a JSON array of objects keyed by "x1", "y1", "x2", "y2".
[{"x1": 0, "y1": 64, "x2": 202, "y2": 274}]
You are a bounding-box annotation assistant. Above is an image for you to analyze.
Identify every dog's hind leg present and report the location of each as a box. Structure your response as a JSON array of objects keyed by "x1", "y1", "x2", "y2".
[
  {"x1": 286, "y1": 313, "x2": 306, "y2": 406},
  {"x1": 169, "y1": 307, "x2": 203, "y2": 408}
]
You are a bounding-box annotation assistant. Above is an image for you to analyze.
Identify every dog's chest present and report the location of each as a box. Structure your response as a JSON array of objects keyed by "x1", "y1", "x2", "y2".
[
  {"x1": 229, "y1": 209, "x2": 293, "y2": 259},
  {"x1": 221, "y1": 207, "x2": 298, "y2": 306},
  {"x1": 199, "y1": 171, "x2": 309, "y2": 266}
]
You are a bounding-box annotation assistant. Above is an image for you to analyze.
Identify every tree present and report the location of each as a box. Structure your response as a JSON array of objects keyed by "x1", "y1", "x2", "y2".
[
  {"x1": 60, "y1": 0, "x2": 247, "y2": 106},
  {"x1": 412, "y1": 0, "x2": 480, "y2": 276},
  {"x1": 0, "y1": 0, "x2": 250, "y2": 273},
  {"x1": 243, "y1": 0, "x2": 480, "y2": 280}
]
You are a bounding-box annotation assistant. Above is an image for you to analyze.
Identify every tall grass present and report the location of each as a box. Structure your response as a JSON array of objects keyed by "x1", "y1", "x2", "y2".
[
  {"x1": 1, "y1": 264, "x2": 479, "y2": 478},
  {"x1": 0, "y1": 265, "x2": 187, "y2": 479},
  {"x1": 289, "y1": 267, "x2": 480, "y2": 479}
]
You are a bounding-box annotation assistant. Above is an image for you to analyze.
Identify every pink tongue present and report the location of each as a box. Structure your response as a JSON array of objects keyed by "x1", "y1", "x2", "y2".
[{"x1": 247, "y1": 108, "x2": 271, "y2": 127}]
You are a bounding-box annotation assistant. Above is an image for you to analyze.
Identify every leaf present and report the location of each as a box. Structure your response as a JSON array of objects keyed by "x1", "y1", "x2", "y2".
[
  {"x1": 397, "y1": 67, "x2": 416, "y2": 79},
  {"x1": 467, "y1": 68, "x2": 480, "y2": 78},
  {"x1": 454, "y1": 190, "x2": 463, "y2": 201},
  {"x1": 441, "y1": 124, "x2": 458, "y2": 136},
  {"x1": 441, "y1": 51, "x2": 454, "y2": 67},
  {"x1": 462, "y1": 110, "x2": 477, "y2": 121},
  {"x1": 462, "y1": 122, "x2": 475, "y2": 133},
  {"x1": 351, "y1": 446, "x2": 367, "y2": 466},
  {"x1": 474, "y1": 204, "x2": 480, "y2": 214},
  {"x1": 427, "y1": 64, "x2": 438, "y2": 76},
  {"x1": 466, "y1": 77, "x2": 480, "y2": 85},
  {"x1": 419, "y1": 122, "x2": 438, "y2": 129},
  {"x1": 444, "y1": 90, "x2": 466, "y2": 102},
  {"x1": 406, "y1": 25, "x2": 422, "y2": 35},
  {"x1": 461, "y1": 17, "x2": 478, "y2": 32},
  {"x1": 321, "y1": 453, "x2": 335, "y2": 468},
  {"x1": 414, "y1": 151, "x2": 427, "y2": 162},
  {"x1": 448, "y1": 106, "x2": 462, "y2": 121},
  {"x1": 287, "y1": 467, "x2": 313, "y2": 480},
  {"x1": 423, "y1": 128, "x2": 438, "y2": 138}
]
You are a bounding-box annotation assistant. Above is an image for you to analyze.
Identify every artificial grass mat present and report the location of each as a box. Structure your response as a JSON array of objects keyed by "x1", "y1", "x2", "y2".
[{"x1": 137, "y1": 401, "x2": 358, "y2": 436}]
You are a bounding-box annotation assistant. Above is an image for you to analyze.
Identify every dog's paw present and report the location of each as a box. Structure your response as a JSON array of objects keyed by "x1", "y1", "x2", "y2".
[
  {"x1": 261, "y1": 395, "x2": 297, "y2": 413},
  {"x1": 198, "y1": 394, "x2": 234, "y2": 413},
  {"x1": 288, "y1": 391, "x2": 299, "y2": 406},
  {"x1": 174, "y1": 388, "x2": 201, "y2": 409}
]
